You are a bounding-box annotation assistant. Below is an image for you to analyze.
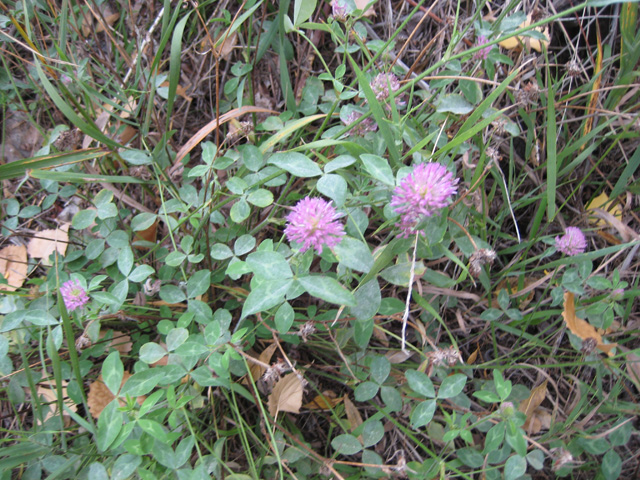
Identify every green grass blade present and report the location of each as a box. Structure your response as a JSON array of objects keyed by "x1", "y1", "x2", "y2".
[{"x1": 0, "y1": 148, "x2": 109, "y2": 181}]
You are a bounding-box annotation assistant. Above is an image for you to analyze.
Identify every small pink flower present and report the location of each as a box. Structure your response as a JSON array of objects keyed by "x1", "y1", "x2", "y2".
[
  {"x1": 391, "y1": 163, "x2": 459, "y2": 238},
  {"x1": 474, "y1": 35, "x2": 492, "y2": 60},
  {"x1": 60, "y1": 279, "x2": 89, "y2": 312},
  {"x1": 370, "y1": 73, "x2": 401, "y2": 101},
  {"x1": 555, "y1": 227, "x2": 587, "y2": 256},
  {"x1": 284, "y1": 197, "x2": 345, "y2": 254}
]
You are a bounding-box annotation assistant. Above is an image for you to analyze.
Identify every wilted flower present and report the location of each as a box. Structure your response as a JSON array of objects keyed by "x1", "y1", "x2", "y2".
[
  {"x1": 60, "y1": 279, "x2": 89, "y2": 312},
  {"x1": 342, "y1": 110, "x2": 378, "y2": 136},
  {"x1": 284, "y1": 197, "x2": 345, "y2": 254},
  {"x1": 331, "y1": 0, "x2": 349, "y2": 21},
  {"x1": 474, "y1": 35, "x2": 492, "y2": 60},
  {"x1": 555, "y1": 227, "x2": 587, "y2": 256},
  {"x1": 469, "y1": 248, "x2": 497, "y2": 277},
  {"x1": 370, "y1": 72, "x2": 401, "y2": 101},
  {"x1": 390, "y1": 162, "x2": 459, "y2": 237}
]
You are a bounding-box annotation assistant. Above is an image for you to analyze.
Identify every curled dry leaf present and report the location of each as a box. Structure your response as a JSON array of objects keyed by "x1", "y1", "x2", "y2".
[
  {"x1": 36, "y1": 380, "x2": 77, "y2": 425},
  {"x1": 27, "y1": 225, "x2": 69, "y2": 265},
  {"x1": 518, "y1": 380, "x2": 549, "y2": 434},
  {"x1": 562, "y1": 292, "x2": 617, "y2": 356},
  {"x1": 245, "y1": 343, "x2": 278, "y2": 385},
  {"x1": 0, "y1": 245, "x2": 28, "y2": 292},
  {"x1": 344, "y1": 395, "x2": 363, "y2": 431},
  {"x1": 498, "y1": 14, "x2": 550, "y2": 52},
  {"x1": 303, "y1": 391, "x2": 344, "y2": 410},
  {"x1": 268, "y1": 372, "x2": 304, "y2": 417}
]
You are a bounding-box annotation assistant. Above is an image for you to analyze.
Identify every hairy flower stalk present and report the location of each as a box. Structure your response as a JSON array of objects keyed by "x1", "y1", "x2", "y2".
[
  {"x1": 60, "y1": 279, "x2": 89, "y2": 312},
  {"x1": 390, "y1": 162, "x2": 459, "y2": 237},
  {"x1": 555, "y1": 227, "x2": 587, "y2": 256},
  {"x1": 284, "y1": 197, "x2": 345, "y2": 254}
]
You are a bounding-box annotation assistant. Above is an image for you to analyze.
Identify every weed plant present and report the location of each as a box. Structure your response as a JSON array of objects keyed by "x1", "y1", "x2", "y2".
[{"x1": 0, "y1": 0, "x2": 639, "y2": 479}]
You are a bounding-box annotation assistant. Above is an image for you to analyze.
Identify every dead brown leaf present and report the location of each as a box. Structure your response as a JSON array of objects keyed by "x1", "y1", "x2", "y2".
[
  {"x1": 523, "y1": 407, "x2": 552, "y2": 434},
  {"x1": 0, "y1": 245, "x2": 28, "y2": 292},
  {"x1": 134, "y1": 220, "x2": 158, "y2": 248},
  {"x1": 159, "y1": 81, "x2": 192, "y2": 102},
  {"x1": 490, "y1": 277, "x2": 536, "y2": 309},
  {"x1": 519, "y1": 380, "x2": 548, "y2": 433},
  {"x1": 353, "y1": 0, "x2": 376, "y2": 17},
  {"x1": 87, "y1": 372, "x2": 144, "y2": 418},
  {"x1": 562, "y1": 292, "x2": 617, "y2": 356},
  {"x1": 268, "y1": 372, "x2": 304, "y2": 417},
  {"x1": 303, "y1": 391, "x2": 344, "y2": 410},
  {"x1": 27, "y1": 225, "x2": 69, "y2": 265},
  {"x1": 625, "y1": 351, "x2": 640, "y2": 390}
]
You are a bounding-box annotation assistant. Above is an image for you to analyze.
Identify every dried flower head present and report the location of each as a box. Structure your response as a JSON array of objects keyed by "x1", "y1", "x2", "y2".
[
  {"x1": 297, "y1": 321, "x2": 316, "y2": 342},
  {"x1": 555, "y1": 227, "x2": 587, "y2": 256},
  {"x1": 370, "y1": 72, "x2": 401, "y2": 101},
  {"x1": 284, "y1": 197, "x2": 345, "y2": 254},
  {"x1": 342, "y1": 110, "x2": 378, "y2": 136},
  {"x1": 581, "y1": 337, "x2": 598, "y2": 354},
  {"x1": 474, "y1": 35, "x2": 492, "y2": 60},
  {"x1": 331, "y1": 0, "x2": 349, "y2": 21},
  {"x1": 565, "y1": 59, "x2": 581, "y2": 77},
  {"x1": 469, "y1": 248, "x2": 497, "y2": 277},
  {"x1": 390, "y1": 162, "x2": 459, "y2": 237},
  {"x1": 60, "y1": 279, "x2": 89, "y2": 312},
  {"x1": 552, "y1": 448, "x2": 575, "y2": 471}
]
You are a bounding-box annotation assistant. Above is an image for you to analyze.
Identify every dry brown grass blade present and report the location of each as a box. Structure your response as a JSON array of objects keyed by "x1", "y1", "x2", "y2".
[
  {"x1": 171, "y1": 106, "x2": 278, "y2": 170},
  {"x1": 581, "y1": 25, "x2": 603, "y2": 146}
]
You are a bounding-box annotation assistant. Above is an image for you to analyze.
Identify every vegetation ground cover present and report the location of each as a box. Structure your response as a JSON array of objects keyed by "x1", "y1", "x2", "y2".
[{"x1": 0, "y1": 0, "x2": 639, "y2": 478}]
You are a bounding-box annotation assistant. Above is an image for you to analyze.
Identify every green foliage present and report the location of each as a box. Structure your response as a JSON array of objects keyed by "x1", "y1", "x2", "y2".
[{"x1": 1, "y1": 0, "x2": 638, "y2": 478}]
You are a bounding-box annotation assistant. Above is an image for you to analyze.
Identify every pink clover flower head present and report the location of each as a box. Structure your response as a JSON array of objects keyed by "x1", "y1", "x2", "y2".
[
  {"x1": 555, "y1": 227, "x2": 587, "y2": 256},
  {"x1": 331, "y1": 0, "x2": 349, "y2": 21},
  {"x1": 60, "y1": 279, "x2": 89, "y2": 312},
  {"x1": 370, "y1": 72, "x2": 401, "y2": 101},
  {"x1": 284, "y1": 197, "x2": 345, "y2": 254},
  {"x1": 390, "y1": 162, "x2": 459, "y2": 237},
  {"x1": 474, "y1": 35, "x2": 492, "y2": 60},
  {"x1": 342, "y1": 110, "x2": 378, "y2": 136}
]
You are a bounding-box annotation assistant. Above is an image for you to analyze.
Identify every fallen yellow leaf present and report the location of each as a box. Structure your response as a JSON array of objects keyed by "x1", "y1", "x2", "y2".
[
  {"x1": 499, "y1": 14, "x2": 550, "y2": 52},
  {"x1": 519, "y1": 380, "x2": 548, "y2": 434},
  {"x1": 586, "y1": 192, "x2": 623, "y2": 227},
  {"x1": 303, "y1": 391, "x2": 344, "y2": 410}
]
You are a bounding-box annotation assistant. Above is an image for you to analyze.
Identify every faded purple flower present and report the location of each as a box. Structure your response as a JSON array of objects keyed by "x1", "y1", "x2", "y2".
[
  {"x1": 555, "y1": 227, "x2": 587, "y2": 256},
  {"x1": 390, "y1": 162, "x2": 459, "y2": 237},
  {"x1": 331, "y1": 0, "x2": 349, "y2": 21},
  {"x1": 474, "y1": 35, "x2": 492, "y2": 61},
  {"x1": 284, "y1": 197, "x2": 345, "y2": 254},
  {"x1": 60, "y1": 279, "x2": 89, "y2": 312},
  {"x1": 342, "y1": 110, "x2": 378, "y2": 136},
  {"x1": 370, "y1": 73, "x2": 401, "y2": 101}
]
